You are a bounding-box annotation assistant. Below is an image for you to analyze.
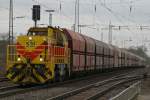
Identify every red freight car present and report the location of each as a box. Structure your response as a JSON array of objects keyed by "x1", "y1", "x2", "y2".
[
  {"x1": 63, "y1": 28, "x2": 145, "y2": 76},
  {"x1": 81, "y1": 35, "x2": 95, "y2": 70},
  {"x1": 103, "y1": 42, "x2": 110, "y2": 69},
  {"x1": 95, "y1": 40, "x2": 104, "y2": 70},
  {"x1": 112, "y1": 46, "x2": 119, "y2": 68},
  {"x1": 63, "y1": 29, "x2": 86, "y2": 72},
  {"x1": 108, "y1": 45, "x2": 114, "y2": 68}
]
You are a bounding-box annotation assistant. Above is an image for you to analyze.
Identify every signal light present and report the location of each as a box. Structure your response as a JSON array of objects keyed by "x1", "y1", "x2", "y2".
[
  {"x1": 40, "y1": 55, "x2": 43, "y2": 62},
  {"x1": 32, "y1": 5, "x2": 40, "y2": 21}
]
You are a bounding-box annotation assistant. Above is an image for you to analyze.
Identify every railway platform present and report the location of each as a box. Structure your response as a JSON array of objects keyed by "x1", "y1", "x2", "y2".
[{"x1": 137, "y1": 67, "x2": 150, "y2": 100}]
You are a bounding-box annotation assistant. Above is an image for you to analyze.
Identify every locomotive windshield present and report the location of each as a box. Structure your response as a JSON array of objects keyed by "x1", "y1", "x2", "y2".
[
  {"x1": 27, "y1": 27, "x2": 48, "y2": 36},
  {"x1": 27, "y1": 31, "x2": 47, "y2": 36}
]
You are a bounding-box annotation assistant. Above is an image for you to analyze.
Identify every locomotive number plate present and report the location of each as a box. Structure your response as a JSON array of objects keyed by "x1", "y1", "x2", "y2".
[{"x1": 26, "y1": 41, "x2": 35, "y2": 47}]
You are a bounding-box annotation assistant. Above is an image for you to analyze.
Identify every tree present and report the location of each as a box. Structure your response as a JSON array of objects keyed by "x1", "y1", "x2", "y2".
[{"x1": 128, "y1": 46, "x2": 150, "y2": 64}]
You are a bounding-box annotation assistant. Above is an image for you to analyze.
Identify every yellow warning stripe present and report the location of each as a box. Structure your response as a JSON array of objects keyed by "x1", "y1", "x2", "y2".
[
  {"x1": 13, "y1": 74, "x2": 23, "y2": 83},
  {"x1": 7, "y1": 71, "x2": 17, "y2": 79},
  {"x1": 45, "y1": 71, "x2": 52, "y2": 79},
  {"x1": 30, "y1": 76, "x2": 37, "y2": 83},
  {"x1": 33, "y1": 69, "x2": 45, "y2": 83}
]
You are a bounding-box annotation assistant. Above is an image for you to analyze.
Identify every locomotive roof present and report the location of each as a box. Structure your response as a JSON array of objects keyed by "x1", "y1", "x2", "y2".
[{"x1": 28, "y1": 27, "x2": 48, "y2": 32}]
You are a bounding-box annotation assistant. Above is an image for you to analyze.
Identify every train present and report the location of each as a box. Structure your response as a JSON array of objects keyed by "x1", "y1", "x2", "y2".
[{"x1": 6, "y1": 26, "x2": 145, "y2": 85}]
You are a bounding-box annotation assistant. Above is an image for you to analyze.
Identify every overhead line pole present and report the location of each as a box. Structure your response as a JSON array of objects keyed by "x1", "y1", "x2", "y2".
[
  {"x1": 74, "y1": 0, "x2": 77, "y2": 32},
  {"x1": 77, "y1": 0, "x2": 80, "y2": 33},
  {"x1": 101, "y1": 31, "x2": 103, "y2": 42},
  {"x1": 9, "y1": 0, "x2": 13, "y2": 44},
  {"x1": 108, "y1": 21, "x2": 113, "y2": 44},
  {"x1": 74, "y1": 0, "x2": 80, "y2": 33}
]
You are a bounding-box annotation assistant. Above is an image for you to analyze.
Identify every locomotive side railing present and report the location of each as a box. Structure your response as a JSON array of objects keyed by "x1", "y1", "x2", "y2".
[{"x1": 7, "y1": 45, "x2": 17, "y2": 64}]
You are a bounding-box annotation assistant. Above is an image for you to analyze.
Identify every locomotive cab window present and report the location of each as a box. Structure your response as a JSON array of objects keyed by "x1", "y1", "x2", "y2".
[{"x1": 53, "y1": 30, "x2": 64, "y2": 46}]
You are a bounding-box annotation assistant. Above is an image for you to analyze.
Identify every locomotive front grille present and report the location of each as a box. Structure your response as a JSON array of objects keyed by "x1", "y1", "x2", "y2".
[{"x1": 6, "y1": 64, "x2": 52, "y2": 84}]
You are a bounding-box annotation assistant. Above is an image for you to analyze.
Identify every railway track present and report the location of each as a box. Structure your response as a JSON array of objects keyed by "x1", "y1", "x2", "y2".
[
  {"x1": 0, "y1": 71, "x2": 129, "y2": 98},
  {"x1": 0, "y1": 85, "x2": 20, "y2": 98},
  {"x1": 0, "y1": 76, "x2": 18, "y2": 89},
  {"x1": 0, "y1": 77, "x2": 9, "y2": 82},
  {"x1": 0, "y1": 68, "x2": 144, "y2": 99},
  {"x1": 46, "y1": 75, "x2": 142, "y2": 100}
]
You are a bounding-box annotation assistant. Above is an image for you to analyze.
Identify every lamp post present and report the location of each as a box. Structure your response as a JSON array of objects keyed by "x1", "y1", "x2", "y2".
[
  {"x1": 108, "y1": 21, "x2": 114, "y2": 44},
  {"x1": 45, "y1": 10, "x2": 55, "y2": 26}
]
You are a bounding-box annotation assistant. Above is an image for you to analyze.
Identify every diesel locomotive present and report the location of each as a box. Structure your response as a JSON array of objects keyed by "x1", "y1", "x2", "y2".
[{"x1": 6, "y1": 26, "x2": 145, "y2": 84}]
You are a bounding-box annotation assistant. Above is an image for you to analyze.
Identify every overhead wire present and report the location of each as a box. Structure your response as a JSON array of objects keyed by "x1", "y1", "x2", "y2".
[
  {"x1": 1, "y1": 0, "x2": 149, "y2": 32},
  {"x1": 97, "y1": 0, "x2": 137, "y2": 35},
  {"x1": 97, "y1": 0, "x2": 150, "y2": 48}
]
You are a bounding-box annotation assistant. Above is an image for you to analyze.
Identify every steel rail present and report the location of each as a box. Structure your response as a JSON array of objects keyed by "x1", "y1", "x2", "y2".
[
  {"x1": 86, "y1": 77, "x2": 142, "y2": 100},
  {"x1": 0, "y1": 77, "x2": 9, "y2": 82},
  {"x1": 46, "y1": 75, "x2": 143, "y2": 100}
]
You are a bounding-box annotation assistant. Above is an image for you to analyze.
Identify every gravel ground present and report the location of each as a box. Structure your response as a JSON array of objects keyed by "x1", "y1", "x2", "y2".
[{"x1": 137, "y1": 67, "x2": 150, "y2": 100}]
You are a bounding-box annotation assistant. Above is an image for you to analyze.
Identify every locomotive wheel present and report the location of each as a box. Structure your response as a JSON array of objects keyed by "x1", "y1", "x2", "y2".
[
  {"x1": 54, "y1": 67, "x2": 60, "y2": 82},
  {"x1": 59, "y1": 75, "x2": 63, "y2": 82},
  {"x1": 59, "y1": 69, "x2": 66, "y2": 82},
  {"x1": 54, "y1": 65, "x2": 67, "y2": 82}
]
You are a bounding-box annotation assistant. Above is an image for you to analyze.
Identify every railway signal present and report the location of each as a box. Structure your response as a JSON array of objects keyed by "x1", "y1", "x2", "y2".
[{"x1": 32, "y1": 5, "x2": 41, "y2": 27}]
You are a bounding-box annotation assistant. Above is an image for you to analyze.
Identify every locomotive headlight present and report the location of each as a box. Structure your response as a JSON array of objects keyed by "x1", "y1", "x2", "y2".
[
  {"x1": 17, "y1": 57, "x2": 21, "y2": 61},
  {"x1": 29, "y1": 37, "x2": 32, "y2": 40},
  {"x1": 40, "y1": 55, "x2": 43, "y2": 62},
  {"x1": 40, "y1": 58, "x2": 43, "y2": 62},
  {"x1": 17, "y1": 55, "x2": 21, "y2": 61}
]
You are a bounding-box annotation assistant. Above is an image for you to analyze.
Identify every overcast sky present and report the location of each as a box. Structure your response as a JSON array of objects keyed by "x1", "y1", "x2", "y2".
[{"x1": 0, "y1": 0, "x2": 150, "y2": 52}]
